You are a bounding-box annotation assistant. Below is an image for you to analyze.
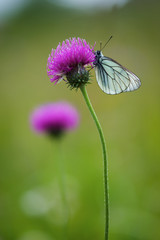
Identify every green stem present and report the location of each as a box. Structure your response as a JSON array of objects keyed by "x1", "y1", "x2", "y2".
[
  {"x1": 55, "y1": 140, "x2": 69, "y2": 239},
  {"x1": 80, "y1": 84, "x2": 109, "y2": 240}
]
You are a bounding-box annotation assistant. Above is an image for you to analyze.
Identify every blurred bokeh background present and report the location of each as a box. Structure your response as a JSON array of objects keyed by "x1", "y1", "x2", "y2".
[{"x1": 0, "y1": 0, "x2": 160, "y2": 239}]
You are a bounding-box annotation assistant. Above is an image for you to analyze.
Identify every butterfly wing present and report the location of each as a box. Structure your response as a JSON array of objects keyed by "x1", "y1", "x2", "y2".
[
  {"x1": 94, "y1": 56, "x2": 141, "y2": 95},
  {"x1": 123, "y1": 70, "x2": 141, "y2": 92}
]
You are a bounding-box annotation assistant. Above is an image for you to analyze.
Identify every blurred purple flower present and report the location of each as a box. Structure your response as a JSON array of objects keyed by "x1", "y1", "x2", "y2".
[
  {"x1": 47, "y1": 37, "x2": 95, "y2": 88},
  {"x1": 30, "y1": 102, "x2": 79, "y2": 137}
]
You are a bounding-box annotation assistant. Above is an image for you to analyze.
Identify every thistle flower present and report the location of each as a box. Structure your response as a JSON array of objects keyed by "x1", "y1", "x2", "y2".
[
  {"x1": 30, "y1": 102, "x2": 79, "y2": 138},
  {"x1": 46, "y1": 37, "x2": 141, "y2": 240},
  {"x1": 47, "y1": 38, "x2": 95, "y2": 89},
  {"x1": 47, "y1": 37, "x2": 109, "y2": 240}
]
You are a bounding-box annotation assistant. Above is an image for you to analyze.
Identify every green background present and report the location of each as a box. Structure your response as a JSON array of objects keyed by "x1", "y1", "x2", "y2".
[{"x1": 0, "y1": 0, "x2": 160, "y2": 239}]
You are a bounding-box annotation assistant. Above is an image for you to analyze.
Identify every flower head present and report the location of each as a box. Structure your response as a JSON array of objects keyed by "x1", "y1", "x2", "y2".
[
  {"x1": 47, "y1": 38, "x2": 95, "y2": 89},
  {"x1": 30, "y1": 102, "x2": 79, "y2": 138}
]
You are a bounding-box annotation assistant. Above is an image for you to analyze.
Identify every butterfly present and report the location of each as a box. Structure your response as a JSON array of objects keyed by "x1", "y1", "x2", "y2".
[{"x1": 94, "y1": 37, "x2": 141, "y2": 95}]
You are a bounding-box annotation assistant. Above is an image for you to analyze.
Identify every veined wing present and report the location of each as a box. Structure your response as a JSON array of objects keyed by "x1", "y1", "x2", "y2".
[
  {"x1": 95, "y1": 56, "x2": 141, "y2": 95},
  {"x1": 123, "y1": 69, "x2": 141, "y2": 92}
]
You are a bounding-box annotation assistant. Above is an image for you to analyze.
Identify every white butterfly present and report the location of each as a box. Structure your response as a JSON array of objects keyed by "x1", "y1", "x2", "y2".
[{"x1": 94, "y1": 45, "x2": 141, "y2": 95}]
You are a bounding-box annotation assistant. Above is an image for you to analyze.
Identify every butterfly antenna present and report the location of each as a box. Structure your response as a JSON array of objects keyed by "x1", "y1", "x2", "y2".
[
  {"x1": 101, "y1": 35, "x2": 113, "y2": 51},
  {"x1": 100, "y1": 41, "x2": 102, "y2": 51}
]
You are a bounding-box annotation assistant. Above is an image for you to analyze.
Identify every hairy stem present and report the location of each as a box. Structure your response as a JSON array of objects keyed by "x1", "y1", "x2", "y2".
[
  {"x1": 80, "y1": 84, "x2": 109, "y2": 240},
  {"x1": 55, "y1": 140, "x2": 69, "y2": 239}
]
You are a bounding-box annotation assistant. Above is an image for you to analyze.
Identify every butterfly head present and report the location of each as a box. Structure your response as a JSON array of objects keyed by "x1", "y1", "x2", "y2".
[
  {"x1": 94, "y1": 51, "x2": 103, "y2": 63},
  {"x1": 95, "y1": 50, "x2": 102, "y2": 56}
]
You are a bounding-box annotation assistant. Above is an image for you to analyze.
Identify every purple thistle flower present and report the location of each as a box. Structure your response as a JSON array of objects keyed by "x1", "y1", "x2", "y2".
[
  {"x1": 30, "y1": 102, "x2": 79, "y2": 138},
  {"x1": 47, "y1": 37, "x2": 95, "y2": 89}
]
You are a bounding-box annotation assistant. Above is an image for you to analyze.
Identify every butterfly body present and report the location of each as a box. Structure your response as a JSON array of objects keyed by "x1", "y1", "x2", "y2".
[{"x1": 94, "y1": 50, "x2": 141, "y2": 95}]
